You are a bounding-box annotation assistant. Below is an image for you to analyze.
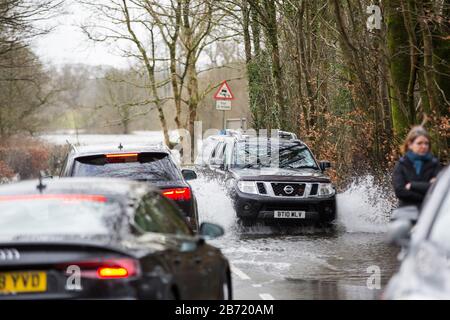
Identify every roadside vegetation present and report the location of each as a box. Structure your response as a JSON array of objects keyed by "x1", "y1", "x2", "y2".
[{"x1": 0, "y1": 0, "x2": 448, "y2": 187}]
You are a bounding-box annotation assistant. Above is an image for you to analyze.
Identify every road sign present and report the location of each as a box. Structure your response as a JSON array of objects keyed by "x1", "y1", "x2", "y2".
[
  {"x1": 216, "y1": 100, "x2": 232, "y2": 111},
  {"x1": 214, "y1": 81, "x2": 235, "y2": 100}
]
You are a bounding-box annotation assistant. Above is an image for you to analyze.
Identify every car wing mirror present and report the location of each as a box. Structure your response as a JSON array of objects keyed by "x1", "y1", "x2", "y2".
[
  {"x1": 199, "y1": 222, "x2": 225, "y2": 240},
  {"x1": 182, "y1": 169, "x2": 198, "y2": 181},
  {"x1": 319, "y1": 161, "x2": 331, "y2": 171},
  {"x1": 387, "y1": 206, "x2": 419, "y2": 247}
]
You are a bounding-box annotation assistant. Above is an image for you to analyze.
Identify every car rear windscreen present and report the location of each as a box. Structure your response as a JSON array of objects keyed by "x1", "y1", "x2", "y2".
[
  {"x1": 0, "y1": 194, "x2": 122, "y2": 238},
  {"x1": 72, "y1": 152, "x2": 182, "y2": 181}
]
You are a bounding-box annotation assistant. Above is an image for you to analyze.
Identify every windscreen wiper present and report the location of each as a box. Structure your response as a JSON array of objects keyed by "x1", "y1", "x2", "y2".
[
  {"x1": 277, "y1": 144, "x2": 304, "y2": 153},
  {"x1": 282, "y1": 164, "x2": 319, "y2": 170},
  {"x1": 278, "y1": 155, "x2": 306, "y2": 167},
  {"x1": 242, "y1": 162, "x2": 263, "y2": 169}
]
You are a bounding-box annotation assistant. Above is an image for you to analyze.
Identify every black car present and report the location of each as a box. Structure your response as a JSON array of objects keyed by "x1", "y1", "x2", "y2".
[
  {"x1": 60, "y1": 143, "x2": 200, "y2": 232},
  {"x1": 385, "y1": 165, "x2": 450, "y2": 299},
  {"x1": 197, "y1": 133, "x2": 337, "y2": 226},
  {"x1": 0, "y1": 178, "x2": 231, "y2": 300}
]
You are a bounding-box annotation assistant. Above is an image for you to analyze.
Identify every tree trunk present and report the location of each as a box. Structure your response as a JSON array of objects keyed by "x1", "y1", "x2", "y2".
[
  {"x1": 166, "y1": 42, "x2": 182, "y2": 131},
  {"x1": 263, "y1": 0, "x2": 285, "y2": 129},
  {"x1": 418, "y1": 0, "x2": 449, "y2": 159},
  {"x1": 385, "y1": 0, "x2": 412, "y2": 138},
  {"x1": 187, "y1": 59, "x2": 199, "y2": 161}
]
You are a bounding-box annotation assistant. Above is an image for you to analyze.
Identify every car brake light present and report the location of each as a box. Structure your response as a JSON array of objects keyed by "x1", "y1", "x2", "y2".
[
  {"x1": 57, "y1": 258, "x2": 139, "y2": 279},
  {"x1": 98, "y1": 267, "x2": 128, "y2": 279},
  {"x1": 106, "y1": 153, "x2": 138, "y2": 158},
  {"x1": 105, "y1": 153, "x2": 139, "y2": 163},
  {"x1": 162, "y1": 188, "x2": 191, "y2": 201}
]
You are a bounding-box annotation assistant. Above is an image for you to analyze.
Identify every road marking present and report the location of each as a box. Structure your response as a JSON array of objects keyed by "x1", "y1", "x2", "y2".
[
  {"x1": 231, "y1": 265, "x2": 251, "y2": 280},
  {"x1": 231, "y1": 264, "x2": 275, "y2": 301},
  {"x1": 259, "y1": 293, "x2": 275, "y2": 300},
  {"x1": 231, "y1": 259, "x2": 291, "y2": 269}
]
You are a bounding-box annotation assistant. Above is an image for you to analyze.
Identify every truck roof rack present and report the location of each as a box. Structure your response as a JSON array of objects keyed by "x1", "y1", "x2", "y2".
[{"x1": 216, "y1": 129, "x2": 300, "y2": 142}]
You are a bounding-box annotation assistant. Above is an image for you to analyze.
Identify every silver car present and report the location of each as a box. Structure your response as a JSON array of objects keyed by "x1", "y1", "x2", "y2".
[{"x1": 385, "y1": 165, "x2": 450, "y2": 299}]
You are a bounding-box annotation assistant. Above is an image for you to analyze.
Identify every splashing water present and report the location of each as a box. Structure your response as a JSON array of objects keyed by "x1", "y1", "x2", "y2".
[
  {"x1": 189, "y1": 175, "x2": 237, "y2": 232},
  {"x1": 190, "y1": 175, "x2": 310, "y2": 236},
  {"x1": 337, "y1": 175, "x2": 394, "y2": 233},
  {"x1": 191, "y1": 174, "x2": 394, "y2": 235}
]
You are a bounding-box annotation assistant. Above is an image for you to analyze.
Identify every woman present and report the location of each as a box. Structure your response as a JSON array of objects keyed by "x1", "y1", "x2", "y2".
[{"x1": 393, "y1": 126, "x2": 441, "y2": 208}]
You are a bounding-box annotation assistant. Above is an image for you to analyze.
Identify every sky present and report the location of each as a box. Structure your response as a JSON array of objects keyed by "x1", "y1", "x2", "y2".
[
  {"x1": 32, "y1": 1, "x2": 130, "y2": 68},
  {"x1": 31, "y1": 1, "x2": 236, "y2": 70}
]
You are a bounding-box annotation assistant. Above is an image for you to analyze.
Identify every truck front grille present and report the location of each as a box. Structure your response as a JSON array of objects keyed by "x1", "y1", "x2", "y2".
[
  {"x1": 254, "y1": 182, "x2": 321, "y2": 198},
  {"x1": 271, "y1": 183, "x2": 306, "y2": 197}
]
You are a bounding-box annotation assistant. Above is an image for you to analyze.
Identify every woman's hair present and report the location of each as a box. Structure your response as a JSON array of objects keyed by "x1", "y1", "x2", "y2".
[{"x1": 402, "y1": 126, "x2": 431, "y2": 154}]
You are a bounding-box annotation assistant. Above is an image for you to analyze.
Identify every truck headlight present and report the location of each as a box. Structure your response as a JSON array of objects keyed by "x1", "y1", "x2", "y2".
[
  {"x1": 318, "y1": 183, "x2": 335, "y2": 197},
  {"x1": 237, "y1": 181, "x2": 258, "y2": 194}
]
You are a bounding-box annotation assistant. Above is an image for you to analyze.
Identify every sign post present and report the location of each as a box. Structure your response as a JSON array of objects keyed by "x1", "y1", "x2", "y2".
[{"x1": 213, "y1": 81, "x2": 235, "y2": 131}]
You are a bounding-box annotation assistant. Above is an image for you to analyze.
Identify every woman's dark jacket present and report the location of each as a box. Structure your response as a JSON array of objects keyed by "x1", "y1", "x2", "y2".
[{"x1": 392, "y1": 155, "x2": 441, "y2": 208}]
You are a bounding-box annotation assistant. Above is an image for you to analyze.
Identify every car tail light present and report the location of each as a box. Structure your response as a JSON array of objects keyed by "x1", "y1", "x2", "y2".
[
  {"x1": 57, "y1": 258, "x2": 139, "y2": 279},
  {"x1": 98, "y1": 267, "x2": 128, "y2": 279},
  {"x1": 162, "y1": 188, "x2": 191, "y2": 201}
]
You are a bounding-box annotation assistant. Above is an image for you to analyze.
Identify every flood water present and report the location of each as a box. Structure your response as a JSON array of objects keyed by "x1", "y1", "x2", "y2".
[
  {"x1": 190, "y1": 175, "x2": 400, "y2": 300},
  {"x1": 41, "y1": 132, "x2": 401, "y2": 300}
]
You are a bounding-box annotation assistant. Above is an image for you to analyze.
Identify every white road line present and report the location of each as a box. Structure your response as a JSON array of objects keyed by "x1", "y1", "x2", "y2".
[
  {"x1": 230, "y1": 259, "x2": 291, "y2": 269},
  {"x1": 231, "y1": 265, "x2": 251, "y2": 280},
  {"x1": 259, "y1": 293, "x2": 275, "y2": 300}
]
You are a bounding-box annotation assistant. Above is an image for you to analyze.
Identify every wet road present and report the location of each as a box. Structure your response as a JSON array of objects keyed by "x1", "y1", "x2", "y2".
[
  {"x1": 41, "y1": 133, "x2": 401, "y2": 300},
  {"x1": 190, "y1": 176, "x2": 400, "y2": 300}
]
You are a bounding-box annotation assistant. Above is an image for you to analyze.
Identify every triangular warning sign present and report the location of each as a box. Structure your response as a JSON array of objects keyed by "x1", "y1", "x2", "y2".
[{"x1": 213, "y1": 81, "x2": 235, "y2": 100}]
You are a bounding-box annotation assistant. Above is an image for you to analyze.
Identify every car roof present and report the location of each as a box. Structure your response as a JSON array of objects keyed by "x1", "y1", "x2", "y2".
[
  {"x1": 69, "y1": 143, "x2": 171, "y2": 158},
  {"x1": 236, "y1": 137, "x2": 306, "y2": 145},
  {"x1": 0, "y1": 177, "x2": 156, "y2": 199},
  {"x1": 207, "y1": 133, "x2": 305, "y2": 145}
]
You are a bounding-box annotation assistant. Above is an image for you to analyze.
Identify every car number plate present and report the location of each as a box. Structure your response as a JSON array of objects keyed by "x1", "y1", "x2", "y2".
[
  {"x1": 0, "y1": 271, "x2": 47, "y2": 294},
  {"x1": 274, "y1": 210, "x2": 306, "y2": 219}
]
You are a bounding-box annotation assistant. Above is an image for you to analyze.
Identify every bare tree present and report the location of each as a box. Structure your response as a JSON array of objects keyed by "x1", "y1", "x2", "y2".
[
  {"x1": 0, "y1": 0, "x2": 64, "y2": 136},
  {"x1": 98, "y1": 68, "x2": 153, "y2": 133},
  {"x1": 136, "y1": 0, "x2": 239, "y2": 152},
  {"x1": 0, "y1": 47, "x2": 62, "y2": 136},
  {"x1": 80, "y1": 0, "x2": 173, "y2": 145},
  {"x1": 0, "y1": 0, "x2": 63, "y2": 64},
  {"x1": 81, "y1": 0, "x2": 241, "y2": 155}
]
